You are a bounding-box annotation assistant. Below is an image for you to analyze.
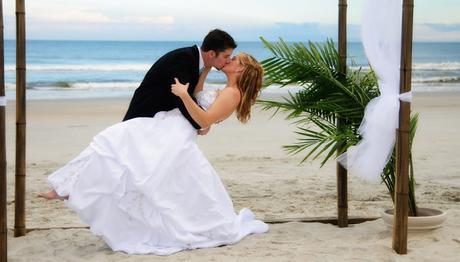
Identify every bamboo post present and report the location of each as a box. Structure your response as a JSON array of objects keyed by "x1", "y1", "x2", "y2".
[
  {"x1": 0, "y1": 0, "x2": 7, "y2": 259},
  {"x1": 393, "y1": 0, "x2": 414, "y2": 254},
  {"x1": 14, "y1": 0, "x2": 26, "y2": 237},
  {"x1": 337, "y1": 0, "x2": 348, "y2": 228}
]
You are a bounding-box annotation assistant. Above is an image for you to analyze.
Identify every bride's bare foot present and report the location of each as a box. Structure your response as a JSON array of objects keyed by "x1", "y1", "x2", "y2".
[{"x1": 37, "y1": 190, "x2": 68, "y2": 200}]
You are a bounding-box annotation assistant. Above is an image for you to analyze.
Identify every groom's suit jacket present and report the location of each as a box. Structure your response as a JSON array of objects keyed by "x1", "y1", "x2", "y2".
[{"x1": 123, "y1": 46, "x2": 201, "y2": 129}]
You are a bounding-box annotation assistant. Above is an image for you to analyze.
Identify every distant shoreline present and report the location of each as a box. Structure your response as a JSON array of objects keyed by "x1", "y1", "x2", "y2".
[
  {"x1": 4, "y1": 39, "x2": 460, "y2": 44},
  {"x1": 3, "y1": 89, "x2": 459, "y2": 103}
]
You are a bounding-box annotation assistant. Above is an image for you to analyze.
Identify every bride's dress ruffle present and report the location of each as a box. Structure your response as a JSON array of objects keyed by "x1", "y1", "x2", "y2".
[{"x1": 47, "y1": 90, "x2": 268, "y2": 255}]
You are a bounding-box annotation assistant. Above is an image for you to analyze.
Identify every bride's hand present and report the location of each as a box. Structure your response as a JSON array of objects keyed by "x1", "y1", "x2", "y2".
[
  {"x1": 203, "y1": 66, "x2": 212, "y2": 73},
  {"x1": 171, "y1": 78, "x2": 190, "y2": 98},
  {"x1": 198, "y1": 126, "x2": 211, "y2": 136}
]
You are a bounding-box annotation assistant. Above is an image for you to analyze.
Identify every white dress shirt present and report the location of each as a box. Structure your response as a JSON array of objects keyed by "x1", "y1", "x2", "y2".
[{"x1": 197, "y1": 45, "x2": 204, "y2": 72}]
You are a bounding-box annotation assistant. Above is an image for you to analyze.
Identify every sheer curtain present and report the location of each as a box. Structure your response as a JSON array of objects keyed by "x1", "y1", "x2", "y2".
[{"x1": 338, "y1": 0, "x2": 412, "y2": 182}]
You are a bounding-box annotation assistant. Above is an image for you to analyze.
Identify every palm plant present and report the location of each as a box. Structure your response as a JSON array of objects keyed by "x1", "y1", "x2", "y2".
[{"x1": 258, "y1": 37, "x2": 418, "y2": 215}]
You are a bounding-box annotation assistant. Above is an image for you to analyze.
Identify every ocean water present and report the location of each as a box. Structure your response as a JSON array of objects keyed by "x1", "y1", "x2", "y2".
[{"x1": 3, "y1": 40, "x2": 460, "y2": 100}]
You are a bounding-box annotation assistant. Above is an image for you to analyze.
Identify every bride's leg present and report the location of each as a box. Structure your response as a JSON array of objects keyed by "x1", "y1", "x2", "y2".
[{"x1": 37, "y1": 189, "x2": 69, "y2": 200}]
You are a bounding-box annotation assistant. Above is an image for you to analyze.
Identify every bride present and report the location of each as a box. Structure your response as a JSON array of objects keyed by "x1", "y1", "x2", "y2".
[{"x1": 38, "y1": 52, "x2": 268, "y2": 255}]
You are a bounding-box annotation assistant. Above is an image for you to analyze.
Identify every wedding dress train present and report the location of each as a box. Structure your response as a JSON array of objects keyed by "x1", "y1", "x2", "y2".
[{"x1": 47, "y1": 90, "x2": 268, "y2": 255}]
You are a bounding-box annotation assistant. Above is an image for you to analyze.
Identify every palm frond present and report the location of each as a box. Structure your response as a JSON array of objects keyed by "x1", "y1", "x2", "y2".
[
  {"x1": 259, "y1": 36, "x2": 420, "y2": 214},
  {"x1": 258, "y1": 37, "x2": 378, "y2": 165}
]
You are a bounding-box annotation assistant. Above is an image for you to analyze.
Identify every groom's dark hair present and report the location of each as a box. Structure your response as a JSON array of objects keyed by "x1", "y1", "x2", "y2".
[{"x1": 201, "y1": 29, "x2": 237, "y2": 55}]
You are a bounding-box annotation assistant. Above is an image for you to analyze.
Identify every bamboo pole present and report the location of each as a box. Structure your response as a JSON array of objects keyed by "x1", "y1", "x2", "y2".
[
  {"x1": 393, "y1": 0, "x2": 414, "y2": 254},
  {"x1": 14, "y1": 0, "x2": 26, "y2": 237},
  {"x1": 337, "y1": 0, "x2": 348, "y2": 228},
  {"x1": 0, "y1": 0, "x2": 7, "y2": 259}
]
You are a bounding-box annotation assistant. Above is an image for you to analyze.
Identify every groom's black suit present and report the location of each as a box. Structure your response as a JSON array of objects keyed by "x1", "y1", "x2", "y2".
[{"x1": 123, "y1": 46, "x2": 201, "y2": 129}]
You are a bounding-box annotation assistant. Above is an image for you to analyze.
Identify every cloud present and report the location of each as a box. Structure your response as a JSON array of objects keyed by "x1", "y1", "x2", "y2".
[
  {"x1": 414, "y1": 24, "x2": 460, "y2": 42},
  {"x1": 240, "y1": 22, "x2": 460, "y2": 42},
  {"x1": 29, "y1": 11, "x2": 176, "y2": 27},
  {"x1": 123, "y1": 16, "x2": 175, "y2": 25},
  {"x1": 3, "y1": 13, "x2": 460, "y2": 42},
  {"x1": 31, "y1": 10, "x2": 113, "y2": 24},
  {"x1": 423, "y1": 23, "x2": 460, "y2": 32},
  {"x1": 227, "y1": 22, "x2": 361, "y2": 42}
]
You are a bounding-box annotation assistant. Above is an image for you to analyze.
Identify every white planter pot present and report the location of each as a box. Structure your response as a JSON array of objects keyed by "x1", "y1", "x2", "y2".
[{"x1": 381, "y1": 207, "x2": 447, "y2": 230}]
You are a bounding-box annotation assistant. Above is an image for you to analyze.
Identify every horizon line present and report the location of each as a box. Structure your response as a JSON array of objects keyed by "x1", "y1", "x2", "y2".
[{"x1": 3, "y1": 39, "x2": 460, "y2": 44}]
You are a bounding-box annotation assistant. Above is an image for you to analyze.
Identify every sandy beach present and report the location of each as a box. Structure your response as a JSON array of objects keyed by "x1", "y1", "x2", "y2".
[{"x1": 4, "y1": 91, "x2": 460, "y2": 261}]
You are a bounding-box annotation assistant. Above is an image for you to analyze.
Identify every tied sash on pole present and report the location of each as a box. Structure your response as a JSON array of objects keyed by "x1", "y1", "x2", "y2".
[
  {"x1": 0, "y1": 96, "x2": 6, "y2": 106},
  {"x1": 338, "y1": 0, "x2": 406, "y2": 183}
]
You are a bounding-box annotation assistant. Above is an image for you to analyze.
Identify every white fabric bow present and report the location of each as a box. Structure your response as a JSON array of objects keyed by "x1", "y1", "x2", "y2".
[{"x1": 338, "y1": 0, "x2": 407, "y2": 183}]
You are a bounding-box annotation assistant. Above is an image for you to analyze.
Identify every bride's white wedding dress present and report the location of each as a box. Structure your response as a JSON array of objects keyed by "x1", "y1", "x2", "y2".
[{"x1": 47, "y1": 90, "x2": 268, "y2": 255}]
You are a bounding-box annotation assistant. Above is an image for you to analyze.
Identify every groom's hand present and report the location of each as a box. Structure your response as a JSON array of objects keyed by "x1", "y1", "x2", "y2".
[
  {"x1": 171, "y1": 78, "x2": 190, "y2": 98},
  {"x1": 198, "y1": 126, "x2": 211, "y2": 136}
]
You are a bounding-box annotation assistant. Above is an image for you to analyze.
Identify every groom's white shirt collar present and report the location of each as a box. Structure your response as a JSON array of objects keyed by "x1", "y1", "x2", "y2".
[{"x1": 197, "y1": 45, "x2": 204, "y2": 71}]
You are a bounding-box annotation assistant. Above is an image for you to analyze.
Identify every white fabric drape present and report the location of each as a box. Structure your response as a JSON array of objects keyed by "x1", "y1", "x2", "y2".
[
  {"x1": 0, "y1": 96, "x2": 6, "y2": 106},
  {"x1": 338, "y1": 0, "x2": 412, "y2": 183}
]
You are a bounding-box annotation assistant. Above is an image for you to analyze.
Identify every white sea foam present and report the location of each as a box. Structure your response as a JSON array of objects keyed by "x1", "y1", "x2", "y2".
[
  {"x1": 5, "y1": 64, "x2": 151, "y2": 72},
  {"x1": 413, "y1": 62, "x2": 460, "y2": 71},
  {"x1": 5, "y1": 64, "x2": 224, "y2": 72},
  {"x1": 412, "y1": 76, "x2": 460, "y2": 83},
  {"x1": 351, "y1": 62, "x2": 460, "y2": 72}
]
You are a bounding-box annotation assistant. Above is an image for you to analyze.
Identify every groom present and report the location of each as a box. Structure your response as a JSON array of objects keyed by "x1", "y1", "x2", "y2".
[{"x1": 123, "y1": 29, "x2": 237, "y2": 133}]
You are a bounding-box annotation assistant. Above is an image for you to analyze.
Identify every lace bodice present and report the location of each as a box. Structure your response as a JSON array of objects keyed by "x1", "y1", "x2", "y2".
[{"x1": 195, "y1": 90, "x2": 218, "y2": 111}]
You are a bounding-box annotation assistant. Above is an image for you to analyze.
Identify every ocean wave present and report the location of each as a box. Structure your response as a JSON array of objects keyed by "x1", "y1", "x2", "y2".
[
  {"x1": 413, "y1": 62, "x2": 460, "y2": 71},
  {"x1": 6, "y1": 81, "x2": 303, "y2": 94},
  {"x1": 9, "y1": 62, "x2": 458, "y2": 74},
  {"x1": 71, "y1": 82, "x2": 139, "y2": 89},
  {"x1": 6, "y1": 81, "x2": 140, "y2": 90},
  {"x1": 5, "y1": 79, "x2": 460, "y2": 94},
  {"x1": 412, "y1": 83, "x2": 460, "y2": 92},
  {"x1": 351, "y1": 62, "x2": 460, "y2": 72},
  {"x1": 5, "y1": 64, "x2": 151, "y2": 72},
  {"x1": 5, "y1": 64, "x2": 225, "y2": 72},
  {"x1": 413, "y1": 76, "x2": 460, "y2": 83}
]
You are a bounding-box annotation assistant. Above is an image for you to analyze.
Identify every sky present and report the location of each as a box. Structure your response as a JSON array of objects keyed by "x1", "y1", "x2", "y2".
[{"x1": 2, "y1": 0, "x2": 460, "y2": 42}]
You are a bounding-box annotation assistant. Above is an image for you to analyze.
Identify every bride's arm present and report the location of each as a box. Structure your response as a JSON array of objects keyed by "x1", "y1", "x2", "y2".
[
  {"x1": 171, "y1": 79, "x2": 240, "y2": 128},
  {"x1": 193, "y1": 67, "x2": 211, "y2": 97}
]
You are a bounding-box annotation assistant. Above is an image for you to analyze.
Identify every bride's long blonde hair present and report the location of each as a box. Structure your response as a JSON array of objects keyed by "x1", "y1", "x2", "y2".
[{"x1": 235, "y1": 53, "x2": 264, "y2": 123}]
